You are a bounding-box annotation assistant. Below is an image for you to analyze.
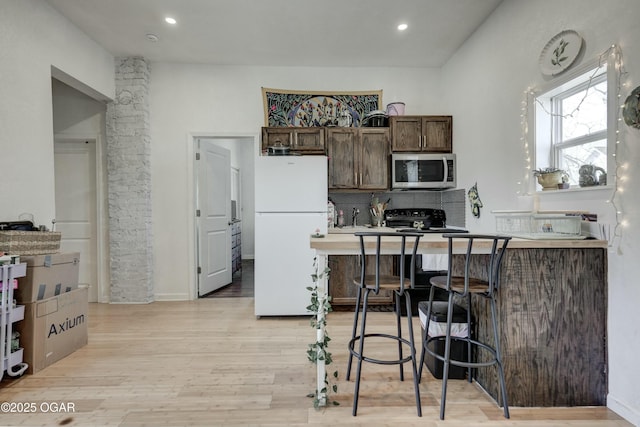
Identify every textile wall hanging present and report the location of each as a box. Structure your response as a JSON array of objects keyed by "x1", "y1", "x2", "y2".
[{"x1": 262, "y1": 87, "x2": 382, "y2": 127}]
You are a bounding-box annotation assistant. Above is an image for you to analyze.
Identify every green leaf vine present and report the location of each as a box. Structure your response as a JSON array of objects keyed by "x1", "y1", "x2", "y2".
[{"x1": 306, "y1": 257, "x2": 339, "y2": 408}]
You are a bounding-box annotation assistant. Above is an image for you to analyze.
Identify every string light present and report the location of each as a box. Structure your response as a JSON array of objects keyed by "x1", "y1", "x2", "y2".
[
  {"x1": 519, "y1": 44, "x2": 629, "y2": 247},
  {"x1": 608, "y1": 45, "x2": 628, "y2": 246},
  {"x1": 518, "y1": 87, "x2": 535, "y2": 195}
]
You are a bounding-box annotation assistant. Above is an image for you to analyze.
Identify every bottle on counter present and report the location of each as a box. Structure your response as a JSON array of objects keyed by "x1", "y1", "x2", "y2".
[
  {"x1": 337, "y1": 210, "x2": 344, "y2": 227},
  {"x1": 327, "y1": 199, "x2": 336, "y2": 228}
]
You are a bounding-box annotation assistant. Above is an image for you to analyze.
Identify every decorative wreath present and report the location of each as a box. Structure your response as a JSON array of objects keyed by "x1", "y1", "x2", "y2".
[{"x1": 622, "y1": 85, "x2": 640, "y2": 129}]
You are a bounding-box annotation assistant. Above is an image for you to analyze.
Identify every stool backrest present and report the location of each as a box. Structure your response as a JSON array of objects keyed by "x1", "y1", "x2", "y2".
[
  {"x1": 443, "y1": 233, "x2": 511, "y2": 296},
  {"x1": 354, "y1": 231, "x2": 422, "y2": 294}
]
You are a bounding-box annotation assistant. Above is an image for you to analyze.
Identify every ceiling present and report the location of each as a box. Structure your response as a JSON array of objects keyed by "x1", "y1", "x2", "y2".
[{"x1": 45, "y1": 0, "x2": 502, "y2": 68}]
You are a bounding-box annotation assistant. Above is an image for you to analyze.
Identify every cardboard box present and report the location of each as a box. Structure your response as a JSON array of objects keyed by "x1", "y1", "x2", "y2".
[
  {"x1": 17, "y1": 287, "x2": 88, "y2": 374},
  {"x1": 16, "y1": 252, "x2": 80, "y2": 303}
]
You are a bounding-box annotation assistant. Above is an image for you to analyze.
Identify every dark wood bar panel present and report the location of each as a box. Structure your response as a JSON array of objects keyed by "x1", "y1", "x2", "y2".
[{"x1": 458, "y1": 248, "x2": 607, "y2": 407}]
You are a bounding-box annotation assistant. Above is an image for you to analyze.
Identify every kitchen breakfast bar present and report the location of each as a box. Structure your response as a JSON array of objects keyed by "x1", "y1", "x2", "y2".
[{"x1": 309, "y1": 232, "x2": 608, "y2": 408}]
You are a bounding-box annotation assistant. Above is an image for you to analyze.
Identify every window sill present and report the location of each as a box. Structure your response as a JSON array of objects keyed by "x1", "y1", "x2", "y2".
[{"x1": 535, "y1": 185, "x2": 613, "y2": 195}]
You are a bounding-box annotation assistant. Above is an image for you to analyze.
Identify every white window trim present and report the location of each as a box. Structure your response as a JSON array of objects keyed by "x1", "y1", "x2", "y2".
[
  {"x1": 552, "y1": 73, "x2": 607, "y2": 169},
  {"x1": 529, "y1": 53, "x2": 619, "y2": 194}
]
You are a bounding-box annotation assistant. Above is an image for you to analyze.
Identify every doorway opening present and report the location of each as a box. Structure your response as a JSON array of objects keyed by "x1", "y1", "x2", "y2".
[
  {"x1": 192, "y1": 135, "x2": 257, "y2": 299},
  {"x1": 53, "y1": 137, "x2": 108, "y2": 302},
  {"x1": 204, "y1": 259, "x2": 254, "y2": 298}
]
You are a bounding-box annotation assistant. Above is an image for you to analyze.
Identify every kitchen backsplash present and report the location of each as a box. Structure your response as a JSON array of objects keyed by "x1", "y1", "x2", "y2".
[{"x1": 329, "y1": 189, "x2": 466, "y2": 227}]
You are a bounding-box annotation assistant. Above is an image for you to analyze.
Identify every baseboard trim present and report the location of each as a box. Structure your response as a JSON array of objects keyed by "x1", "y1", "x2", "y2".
[
  {"x1": 155, "y1": 293, "x2": 190, "y2": 301},
  {"x1": 607, "y1": 393, "x2": 639, "y2": 426}
]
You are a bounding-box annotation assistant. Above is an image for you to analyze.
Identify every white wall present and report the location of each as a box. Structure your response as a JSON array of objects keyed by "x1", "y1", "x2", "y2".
[
  {"x1": 148, "y1": 63, "x2": 444, "y2": 300},
  {"x1": 0, "y1": 0, "x2": 114, "y2": 224},
  {"x1": 442, "y1": 0, "x2": 640, "y2": 423},
  {"x1": 239, "y1": 140, "x2": 255, "y2": 259}
]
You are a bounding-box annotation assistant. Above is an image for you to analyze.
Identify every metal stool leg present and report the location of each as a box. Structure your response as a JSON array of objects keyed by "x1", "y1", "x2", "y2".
[
  {"x1": 352, "y1": 288, "x2": 370, "y2": 416},
  {"x1": 490, "y1": 295, "x2": 510, "y2": 419},
  {"x1": 395, "y1": 291, "x2": 404, "y2": 381},
  {"x1": 346, "y1": 286, "x2": 362, "y2": 381},
  {"x1": 466, "y1": 294, "x2": 473, "y2": 382},
  {"x1": 439, "y1": 291, "x2": 455, "y2": 420},
  {"x1": 418, "y1": 323, "x2": 427, "y2": 382},
  {"x1": 404, "y1": 290, "x2": 422, "y2": 416},
  {"x1": 418, "y1": 285, "x2": 436, "y2": 383}
]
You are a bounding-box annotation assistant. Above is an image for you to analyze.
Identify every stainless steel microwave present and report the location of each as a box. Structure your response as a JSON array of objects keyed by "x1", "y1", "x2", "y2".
[{"x1": 391, "y1": 153, "x2": 456, "y2": 189}]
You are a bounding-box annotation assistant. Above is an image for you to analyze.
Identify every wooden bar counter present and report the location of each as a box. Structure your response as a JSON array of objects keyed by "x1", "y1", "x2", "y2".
[{"x1": 310, "y1": 231, "x2": 608, "y2": 407}]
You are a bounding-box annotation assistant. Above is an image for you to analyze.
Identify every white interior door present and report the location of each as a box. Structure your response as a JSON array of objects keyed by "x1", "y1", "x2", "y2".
[
  {"x1": 197, "y1": 140, "x2": 232, "y2": 296},
  {"x1": 54, "y1": 139, "x2": 98, "y2": 302}
]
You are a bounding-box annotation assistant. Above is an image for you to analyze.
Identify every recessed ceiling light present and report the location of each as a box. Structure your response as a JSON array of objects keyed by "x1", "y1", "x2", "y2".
[
  {"x1": 397, "y1": 23, "x2": 408, "y2": 31},
  {"x1": 146, "y1": 34, "x2": 159, "y2": 42},
  {"x1": 165, "y1": 17, "x2": 177, "y2": 25}
]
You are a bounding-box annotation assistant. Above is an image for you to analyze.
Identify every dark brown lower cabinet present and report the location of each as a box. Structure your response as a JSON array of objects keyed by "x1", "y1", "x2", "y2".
[{"x1": 328, "y1": 255, "x2": 395, "y2": 306}]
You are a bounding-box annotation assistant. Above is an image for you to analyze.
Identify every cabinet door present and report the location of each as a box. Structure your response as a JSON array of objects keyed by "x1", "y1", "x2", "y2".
[
  {"x1": 422, "y1": 116, "x2": 452, "y2": 152},
  {"x1": 261, "y1": 127, "x2": 293, "y2": 153},
  {"x1": 327, "y1": 128, "x2": 358, "y2": 189},
  {"x1": 390, "y1": 116, "x2": 422, "y2": 151},
  {"x1": 328, "y1": 255, "x2": 394, "y2": 306},
  {"x1": 293, "y1": 128, "x2": 325, "y2": 152},
  {"x1": 359, "y1": 128, "x2": 389, "y2": 190}
]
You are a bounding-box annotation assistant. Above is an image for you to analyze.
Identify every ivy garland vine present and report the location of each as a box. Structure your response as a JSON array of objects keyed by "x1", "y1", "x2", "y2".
[{"x1": 306, "y1": 257, "x2": 339, "y2": 408}]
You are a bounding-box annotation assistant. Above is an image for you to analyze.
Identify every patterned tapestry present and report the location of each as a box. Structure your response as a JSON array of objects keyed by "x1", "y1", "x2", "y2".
[{"x1": 262, "y1": 88, "x2": 382, "y2": 127}]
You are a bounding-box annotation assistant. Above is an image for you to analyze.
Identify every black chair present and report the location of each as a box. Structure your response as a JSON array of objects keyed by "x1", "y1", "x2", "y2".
[
  {"x1": 346, "y1": 231, "x2": 423, "y2": 416},
  {"x1": 418, "y1": 234, "x2": 511, "y2": 420}
]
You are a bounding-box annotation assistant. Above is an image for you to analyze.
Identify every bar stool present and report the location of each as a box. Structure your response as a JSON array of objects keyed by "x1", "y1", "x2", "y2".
[
  {"x1": 346, "y1": 231, "x2": 423, "y2": 416},
  {"x1": 418, "y1": 234, "x2": 511, "y2": 420}
]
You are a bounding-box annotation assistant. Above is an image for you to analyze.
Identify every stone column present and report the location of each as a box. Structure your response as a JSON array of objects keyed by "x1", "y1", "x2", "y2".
[{"x1": 105, "y1": 57, "x2": 154, "y2": 303}]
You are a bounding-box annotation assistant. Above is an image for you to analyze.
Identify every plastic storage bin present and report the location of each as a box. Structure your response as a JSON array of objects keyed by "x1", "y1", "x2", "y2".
[
  {"x1": 493, "y1": 211, "x2": 583, "y2": 239},
  {"x1": 418, "y1": 301, "x2": 469, "y2": 379}
]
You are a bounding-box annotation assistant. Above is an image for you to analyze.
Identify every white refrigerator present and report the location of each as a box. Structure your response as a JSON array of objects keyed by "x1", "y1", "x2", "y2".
[{"x1": 254, "y1": 155, "x2": 328, "y2": 316}]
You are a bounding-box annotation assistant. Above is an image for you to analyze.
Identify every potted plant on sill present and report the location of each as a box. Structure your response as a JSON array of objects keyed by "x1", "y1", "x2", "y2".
[{"x1": 533, "y1": 167, "x2": 569, "y2": 191}]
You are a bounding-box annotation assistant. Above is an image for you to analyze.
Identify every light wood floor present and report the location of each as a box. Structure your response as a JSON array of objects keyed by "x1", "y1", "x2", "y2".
[{"x1": 0, "y1": 297, "x2": 631, "y2": 427}]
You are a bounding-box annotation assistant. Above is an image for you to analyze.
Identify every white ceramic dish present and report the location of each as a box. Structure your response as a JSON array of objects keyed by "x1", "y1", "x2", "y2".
[{"x1": 539, "y1": 30, "x2": 584, "y2": 76}]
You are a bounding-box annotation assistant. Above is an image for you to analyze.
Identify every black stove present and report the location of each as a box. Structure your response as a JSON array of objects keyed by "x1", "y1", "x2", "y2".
[{"x1": 384, "y1": 208, "x2": 467, "y2": 233}]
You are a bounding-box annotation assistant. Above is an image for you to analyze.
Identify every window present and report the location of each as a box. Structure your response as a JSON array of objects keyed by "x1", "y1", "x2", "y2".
[{"x1": 533, "y1": 55, "x2": 617, "y2": 189}]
